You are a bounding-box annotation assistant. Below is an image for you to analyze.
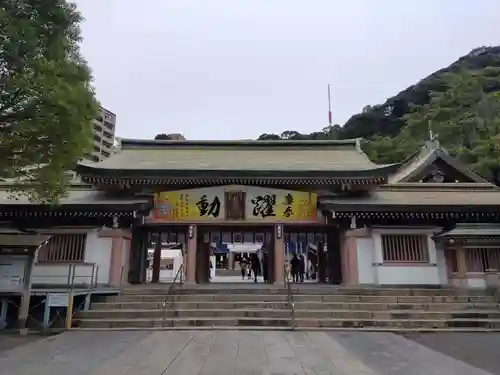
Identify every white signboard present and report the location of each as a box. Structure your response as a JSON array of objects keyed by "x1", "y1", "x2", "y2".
[
  {"x1": 47, "y1": 293, "x2": 69, "y2": 307},
  {"x1": 0, "y1": 256, "x2": 26, "y2": 290}
]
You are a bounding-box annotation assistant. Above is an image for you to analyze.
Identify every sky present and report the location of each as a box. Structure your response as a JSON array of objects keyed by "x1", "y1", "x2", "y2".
[{"x1": 75, "y1": 0, "x2": 500, "y2": 140}]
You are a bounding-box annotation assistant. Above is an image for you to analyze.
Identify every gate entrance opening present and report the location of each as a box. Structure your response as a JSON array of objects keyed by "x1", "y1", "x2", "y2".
[
  {"x1": 195, "y1": 226, "x2": 275, "y2": 284},
  {"x1": 193, "y1": 226, "x2": 341, "y2": 285},
  {"x1": 128, "y1": 225, "x2": 343, "y2": 286}
]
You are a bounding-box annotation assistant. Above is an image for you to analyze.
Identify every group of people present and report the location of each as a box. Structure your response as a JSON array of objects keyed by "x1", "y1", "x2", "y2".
[
  {"x1": 239, "y1": 253, "x2": 268, "y2": 283},
  {"x1": 288, "y1": 253, "x2": 307, "y2": 283},
  {"x1": 236, "y1": 252, "x2": 316, "y2": 284}
]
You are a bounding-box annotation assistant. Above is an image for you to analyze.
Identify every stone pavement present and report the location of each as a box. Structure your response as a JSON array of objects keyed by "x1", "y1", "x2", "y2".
[{"x1": 0, "y1": 330, "x2": 497, "y2": 375}]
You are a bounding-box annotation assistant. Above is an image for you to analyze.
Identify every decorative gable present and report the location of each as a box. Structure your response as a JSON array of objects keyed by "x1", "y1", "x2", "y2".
[
  {"x1": 413, "y1": 158, "x2": 476, "y2": 183},
  {"x1": 389, "y1": 140, "x2": 490, "y2": 185}
]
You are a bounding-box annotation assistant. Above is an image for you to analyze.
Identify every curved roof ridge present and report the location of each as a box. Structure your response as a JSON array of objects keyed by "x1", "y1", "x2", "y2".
[{"x1": 120, "y1": 138, "x2": 363, "y2": 149}]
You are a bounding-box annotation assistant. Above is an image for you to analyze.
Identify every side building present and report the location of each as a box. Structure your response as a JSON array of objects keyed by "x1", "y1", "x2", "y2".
[{"x1": 87, "y1": 106, "x2": 117, "y2": 162}]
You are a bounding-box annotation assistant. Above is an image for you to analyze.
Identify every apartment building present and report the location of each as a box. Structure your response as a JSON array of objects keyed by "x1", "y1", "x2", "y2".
[{"x1": 88, "y1": 106, "x2": 116, "y2": 162}]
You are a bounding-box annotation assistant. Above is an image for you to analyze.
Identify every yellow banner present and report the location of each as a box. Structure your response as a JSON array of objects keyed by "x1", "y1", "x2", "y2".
[
  {"x1": 151, "y1": 187, "x2": 318, "y2": 222},
  {"x1": 249, "y1": 191, "x2": 317, "y2": 221}
]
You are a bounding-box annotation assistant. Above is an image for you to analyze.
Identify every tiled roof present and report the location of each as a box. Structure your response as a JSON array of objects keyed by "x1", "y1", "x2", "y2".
[
  {"x1": 321, "y1": 183, "x2": 500, "y2": 210},
  {"x1": 0, "y1": 232, "x2": 51, "y2": 247},
  {"x1": 0, "y1": 185, "x2": 149, "y2": 208},
  {"x1": 77, "y1": 138, "x2": 396, "y2": 173},
  {"x1": 434, "y1": 224, "x2": 500, "y2": 238}
]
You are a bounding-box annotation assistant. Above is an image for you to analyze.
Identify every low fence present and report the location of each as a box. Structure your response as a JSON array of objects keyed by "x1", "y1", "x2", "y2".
[{"x1": 31, "y1": 263, "x2": 99, "y2": 288}]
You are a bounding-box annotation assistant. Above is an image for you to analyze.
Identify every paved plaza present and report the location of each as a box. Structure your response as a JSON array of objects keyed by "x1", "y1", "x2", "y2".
[{"x1": 0, "y1": 330, "x2": 498, "y2": 375}]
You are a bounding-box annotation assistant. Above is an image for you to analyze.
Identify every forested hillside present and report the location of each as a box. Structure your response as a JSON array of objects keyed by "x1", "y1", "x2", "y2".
[{"x1": 258, "y1": 46, "x2": 500, "y2": 179}]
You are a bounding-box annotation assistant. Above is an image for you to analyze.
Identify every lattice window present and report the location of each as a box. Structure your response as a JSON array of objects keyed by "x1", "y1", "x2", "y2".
[
  {"x1": 37, "y1": 234, "x2": 87, "y2": 262},
  {"x1": 255, "y1": 233, "x2": 264, "y2": 243},
  {"x1": 381, "y1": 234, "x2": 430, "y2": 262},
  {"x1": 465, "y1": 248, "x2": 500, "y2": 273}
]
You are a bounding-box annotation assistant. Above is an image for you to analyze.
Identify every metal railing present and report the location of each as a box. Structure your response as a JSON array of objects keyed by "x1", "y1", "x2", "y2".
[
  {"x1": 284, "y1": 263, "x2": 295, "y2": 331},
  {"x1": 161, "y1": 265, "x2": 184, "y2": 328},
  {"x1": 31, "y1": 263, "x2": 99, "y2": 290}
]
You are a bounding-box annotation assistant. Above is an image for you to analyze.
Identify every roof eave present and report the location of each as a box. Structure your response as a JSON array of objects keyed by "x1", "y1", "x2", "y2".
[
  {"x1": 75, "y1": 164, "x2": 399, "y2": 180},
  {"x1": 320, "y1": 202, "x2": 500, "y2": 212},
  {"x1": 118, "y1": 138, "x2": 362, "y2": 149},
  {"x1": 0, "y1": 201, "x2": 151, "y2": 213}
]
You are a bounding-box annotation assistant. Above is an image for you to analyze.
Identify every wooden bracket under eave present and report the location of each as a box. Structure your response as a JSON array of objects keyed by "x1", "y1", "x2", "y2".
[
  {"x1": 344, "y1": 227, "x2": 371, "y2": 238},
  {"x1": 98, "y1": 228, "x2": 132, "y2": 239}
]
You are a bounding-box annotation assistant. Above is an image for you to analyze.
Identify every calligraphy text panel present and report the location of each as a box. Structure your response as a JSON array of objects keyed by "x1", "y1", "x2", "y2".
[{"x1": 150, "y1": 186, "x2": 319, "y2": 222}]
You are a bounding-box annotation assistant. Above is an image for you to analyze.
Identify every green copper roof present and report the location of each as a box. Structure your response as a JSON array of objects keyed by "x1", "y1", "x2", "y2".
[
  {"x1": 321, "y1": 183, "x2": 500, "y2": 210},
  {"x1": 434, "y1": 224, "x2": 500, "y2": 239},
  {"x1": 0, "y1": 184, "x2": 149, "y2": 209},
  {"x1": 76, "y1": 138, "x2": 397, "y2": 175}
]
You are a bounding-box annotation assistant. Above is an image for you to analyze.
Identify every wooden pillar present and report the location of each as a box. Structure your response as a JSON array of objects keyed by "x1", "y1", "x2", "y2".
[
  {"x1": 274, "y1": 225, "x2": 285, "y2": 286},
  {"x1": 327, "y1": 227, "x2": 342, "y2": 284},
  {"x1": 266, "y1": 232, "x2": 275, "y2": 283},
  {"x1": 456, "y1": 244, "x2": 467, "y2": 288},
  {"x1": 108, "y1": 236, "x2": 124, "y2": 287},
  {"x1": 128, "y1": 228, "x2": 147, "y2": 284},
  {"x1": 196, "y1": 240, "x2": 210, "y2": 284},
  {"x1": 151, "y1": 232, "x2": 162, "y2": 283},
  {"x1": 185, "y1": 225, "x2": 197, "y2": 284},
  {"x1": 17, "y1": 251, "x2": 35, "y2": 332}
]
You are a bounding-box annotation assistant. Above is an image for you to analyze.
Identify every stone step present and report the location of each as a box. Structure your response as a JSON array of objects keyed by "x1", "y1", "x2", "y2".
[
  {"x1": 78, "y1": 308, "x2": 500, "y2": 320},
  {"x1": 76, "y1": 317, "x2": 292, "y2": 329},
  {"x1": 90, "y1": 300, "x2": 500, "y2": 311},
  {"x1": 71, "y1": 326, "x2": 500, "y2": 332},
  {"x1": 120, "y1": 287, "x2": 487, "y2": 296},
  {"x1": 75, "y1": 317, "x2": 500, "y2": 329},
  {"x1": 105, "y1": 293, "x2": 496, "y2": 304}
]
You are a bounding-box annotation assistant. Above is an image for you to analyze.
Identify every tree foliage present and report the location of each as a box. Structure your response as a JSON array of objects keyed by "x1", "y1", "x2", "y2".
[
  {"x1": 0, "y1": 0, "x2": 99, "y2": 202},
  {"x1": 257, "y1": 47, "x2": 500, "y2": 179}
]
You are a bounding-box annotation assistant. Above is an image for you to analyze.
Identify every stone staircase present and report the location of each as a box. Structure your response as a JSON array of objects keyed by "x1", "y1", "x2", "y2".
[{"x1": 75, "y1": 286, "x2": 500, "y2": 331}]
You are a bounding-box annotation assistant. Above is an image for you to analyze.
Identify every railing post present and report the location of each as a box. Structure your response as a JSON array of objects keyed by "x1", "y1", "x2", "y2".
[
  {"x1": 90, "y1": 263, "x2": 96, "y2": 289},
  {"x1": 70, "y1": 264, "x2": 76, "y2": 289},
  {"x1": 119, "y1": 265, "x2": 124, "y2": 288},
  {"x1": 65, "y1": 264, "x2": 76, "y2": 330},
  {"x1": 94, "y1": 266, "x2": 99, "y2": 288},
  {"x1": 66, "y1": 263, "x2": 73, "y2": 287}
]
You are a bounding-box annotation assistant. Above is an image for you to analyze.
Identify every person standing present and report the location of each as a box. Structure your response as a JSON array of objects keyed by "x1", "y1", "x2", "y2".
[
  {"x1": 262, "y1": 253, "x2": 269, "y2": 282},
  {"x1": 290, "y1": 253, "x2": 300, "y2": 283},
  {"x1": 239, "y1": 257, "x2": 248, "y2": 279},
  {"x1": 299, "y1": 254, "x2": 305, "y2": 283},
  {"x1": 250, "y1": 253, "x2": 261, "y2": 283}
]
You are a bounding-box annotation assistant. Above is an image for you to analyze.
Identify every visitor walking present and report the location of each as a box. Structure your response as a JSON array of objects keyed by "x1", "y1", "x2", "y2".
[
  {"x1": 299, "y1": 254, "x2": 305, "y2": 283},
  {"x1": 239, "y1": 257, "x2": 248, "y2": 279},
  {"x1": 250, "y1": 253, "x2": 261, "y2": 283},
  {"x1": 290, "y1": 253, "x2": 300, "y2": 283}
]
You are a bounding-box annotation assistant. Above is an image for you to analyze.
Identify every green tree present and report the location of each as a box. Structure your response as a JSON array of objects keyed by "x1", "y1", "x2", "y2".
[
  {"x1": 0, "y1": 0, "x2": 99, "y2": 202},
  {"x1": 368, "y1": 68, "x2": 500, "y2": 178}
]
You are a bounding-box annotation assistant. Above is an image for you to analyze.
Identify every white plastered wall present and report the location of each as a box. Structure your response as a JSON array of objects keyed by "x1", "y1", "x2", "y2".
[
  {"x1": 31, "y1": 229, "x2": 113, "y2": 286},
  {"x1": 355, "y1": 227, "x2": 448, "y2": 286}
]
